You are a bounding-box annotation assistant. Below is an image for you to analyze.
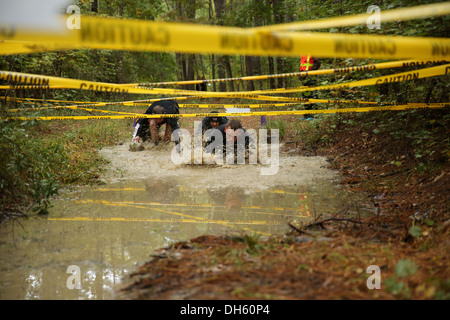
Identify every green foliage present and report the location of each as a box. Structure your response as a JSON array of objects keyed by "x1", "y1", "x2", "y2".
[
  {"x1": 408, "y1": 226, "x2": 423, "y2": 238},
  {"x1": 294, "y1": 115, "x2": 338, "y2": 147},
  {"x1": 385, "y1": 259, "x2": 418, "y2": 299},
  {"x1": 265, "y1": 119, "x2": 286, "y2": 140},
  {"x1": 385, "y1": 277, "x2": 412, "y2": 298},
  {"x1": 394, "y1": 259, "x2": 418, "y2": 278},
  {"x1": 243, "y1": 233, "x2": 264, "y2": 256},
  {"x1": 0, "y1": 117, "x2": 131, "y2": 216},
  {"x1": 0, "y1": 120, "x2": 59, "y2": 216}
]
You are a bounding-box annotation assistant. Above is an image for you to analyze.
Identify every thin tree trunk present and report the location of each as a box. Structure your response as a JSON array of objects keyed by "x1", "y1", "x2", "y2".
[
  {"x1": 224, "y1": 56, "x2": 234, "y2": 91},
  {"x1": 211, "y1": 54, "x2": 217, "y2": 92},
  {"x1": 214, "y1": 0, "x2": 227, "y2": 91},
  {"x1": 268, "y1": 57, "x2": 275, "y2": 89},
  {"x1": 273, "y1": 0, "x2": 286, "y2": 88},
  {"x1": 91, "y1": 0, "x2": 98, "y2": 13}
]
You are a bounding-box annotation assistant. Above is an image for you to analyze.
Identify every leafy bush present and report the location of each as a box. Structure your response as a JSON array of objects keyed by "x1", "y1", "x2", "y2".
[
  {"x1": 265, "y1": 119, "x2": 286, "y2": 140},
  {"x1": 0, "y1": 120, "x2": 59, "y2": 216},
  {"x1": 0, "y1": 118, "x2": 131, "y2": 218}
]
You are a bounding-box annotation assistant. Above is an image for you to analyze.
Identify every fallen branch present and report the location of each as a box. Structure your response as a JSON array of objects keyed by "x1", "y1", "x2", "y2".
[
  {"x1": 304, "y1": 217, "x2": 369, "y2": 229},
  {"x1": 288, "y1": 222, "x2": 314, "y2": 236},
  {"x1": 379, "y1": 168, "x2": 410, "y2": 179}
]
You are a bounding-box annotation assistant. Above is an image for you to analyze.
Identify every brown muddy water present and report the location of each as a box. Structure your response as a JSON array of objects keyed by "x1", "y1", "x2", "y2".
[{"x1": 0, "y1": 143, "x2": 373, "y2": 299}]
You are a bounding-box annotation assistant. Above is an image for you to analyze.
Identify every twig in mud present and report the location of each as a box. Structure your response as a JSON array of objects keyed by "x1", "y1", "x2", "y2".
[
  {"x1": 379, "y1": 169, "x2": 410, "y2": 179},
  {"x1": 304, "y1": 217, "x2": 369, "y2": 230},
  {"x1": 11, "y1": 215, "x2": 26, "y2": 249},
  {"x1": 288, "y1": 222, "x2": 314, "y2": 236}
]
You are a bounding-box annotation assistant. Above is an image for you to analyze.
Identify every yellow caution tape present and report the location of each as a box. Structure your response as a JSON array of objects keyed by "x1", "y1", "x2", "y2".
[
  {"x1": 1, "y1": 96, "x2": 100, "y2": 104},
  {"x1": 177, "y1": 103, "x2": 300, "y2": 108},
  {"x1": 141, "y1": 63, "x2": 450, "y2": 97},
  {"x1": 0, "y1": 40, "x2": 78, "y2": 55},
  {"x1": 0, "y1": 70, "x2": 157, "y2": 94},
  {"x1": 257, "y1": 63, "x2": 450, "y2": 95},
  {"x1": 122, "y1": 59, "x2": 448, "y2": 87},
  {"x1": 8, "y1": 3, "x2": 450, "y2": 56},
  {"x1": 6, "y1": 99, "x2": 377, "y2": 114},
  {"x1": 164, "y1": 63, "x2": 450, "y2": 96},
  {"x1": 0, "y1": 85, "x2": 69, "y2": 90},
  {"x1": 3, "y1": 97, "x2": 299, "y2": 110},
  {"x1": 69, "y1": 106, "x2": 138, "y2": 115},
  {"x1": 8, "y1": 96, "x2": 209, "y2": 108},
  {"x1": 178, "y1": 103, "x2": 299, "y2": 108},
  {"x1": 3, "y1": 103, "x2": 448, "y2": 121},
  {"x1": 1, "y1": 63, "x2": 449, "y2": 99},
  {"x1": 0, "y1": 87, "x2": 379, "y2": 106},
  {"x1": 71, "y1": 199, "x2": 285, "y2": 229},
  {"x1": 76, "y1": 199, "x2": 299, "y2": 212},
  {"x1": 1, "y1": 13, "x2": 450, "y2": 59},
  {"x1": 93, "y1": 188, "x2": 146, "y2": 191},
  {"x1": 48, "y1": 215, "x2": 274, "y2": 236},
  {"x1": 48, "y1": 216, "x2": 281, "y2": 225},
  {"x1": 116, "y1": 63, "x2": 450, "y2": 98},
  {"x1": 253, "y1": 2, "x2": 450, "y2": 32},
  {"x1": 1, "y1": 60, "x2": 443, "y2": 92},
  {"x1": 6, "y1": 105, "x2": 139, "y2": 115},
  {"x1": 92, "y1": 186, "x2": 302, "y2": 196}
]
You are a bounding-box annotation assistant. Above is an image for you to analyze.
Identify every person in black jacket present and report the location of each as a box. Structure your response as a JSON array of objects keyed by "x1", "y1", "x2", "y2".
[
  {"x1": 132, "y1": 100, "x2": 180, "y2": 145},
  {"x1": 205, "y1": 119, "x2": 252, "y2": 155},
  {"x1": 199, "y1": 111, "x2": 228, "y2": 133}
]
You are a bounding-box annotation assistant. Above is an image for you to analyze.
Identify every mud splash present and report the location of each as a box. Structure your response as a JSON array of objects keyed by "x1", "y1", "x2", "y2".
[{"x1": 98, "y1": 142, "x2": 339, "y2": 189}]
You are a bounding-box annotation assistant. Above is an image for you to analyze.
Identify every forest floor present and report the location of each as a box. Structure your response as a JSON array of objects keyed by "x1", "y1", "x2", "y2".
[{"x1": 116, "y1": 112, "x2": 449, "y2": 300}]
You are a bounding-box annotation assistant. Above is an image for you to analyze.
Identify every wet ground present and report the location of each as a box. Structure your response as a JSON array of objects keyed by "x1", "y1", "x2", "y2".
[{"x1": 0, "y1": 142, "x2": 373, "y2": 300}]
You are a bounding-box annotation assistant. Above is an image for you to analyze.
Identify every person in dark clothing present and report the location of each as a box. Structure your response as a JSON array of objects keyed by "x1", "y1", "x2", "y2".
[
  {"x1": 199, "y1": 111, "x2": 228, "y2": 133},
  {"x1": 196, "y1": 76, "x2": 207, "y2": 91},
  {"x1": 204, "y1": 119, "x2": 252, "y2": 156},
  {"x1": 132, "y1": 100, "x2": 180, "y2": 145}
]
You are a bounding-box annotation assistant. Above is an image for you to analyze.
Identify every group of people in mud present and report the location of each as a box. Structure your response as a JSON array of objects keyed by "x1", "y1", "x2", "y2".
[
  {"x1": 131, "y1": 55, "x2": 321, "y2": 149},
  {"x1": 131, "y1": 99, "x2": 251, "y2": 154}
]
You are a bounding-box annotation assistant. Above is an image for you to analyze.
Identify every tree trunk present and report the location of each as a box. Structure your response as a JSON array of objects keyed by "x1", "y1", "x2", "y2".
[
  {"x1": 214, "y1": 0, "x2": 227, "y2": 91},
  {"x1": 272, "y1": 0, "x2": 287, "y2": 88},
  {"x1": 91, "y1": 0, "x2": 98, "y2": 13},
  {"x1": 224, "y1": 56, "x2": 234, "y2": 92},
  {"x1": 217, "y1": 55, "x2": 227, "y2": 92},
  {"x1": 268, "y1": 56, "x2": 275, "y2": 89},
  {"x1": 186, "y1": 54, "x2": 196, "y2": 90},
  {"x1": 245, "y1": 56, "x2": 262, "y2": 91},
  {"x1": 211, "y1": 54, "x2": 217, "y2": 92}
]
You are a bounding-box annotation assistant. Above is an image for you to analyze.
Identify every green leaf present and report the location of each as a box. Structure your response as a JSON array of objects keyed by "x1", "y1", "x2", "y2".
[
  {"x1": 385, "y1": 277, "x2": 412, "y2": 298},
  {"x1": 385, "y1": 277, "x2": 405, "y2": 295},
  {"x1": 394, "y1": 260, "x2": 418, "y2": 278},
  {"x1": 391, "y1": 160, "x2": 402, "y2": 167},
  {"x1": 408, "y1": 226, "x2": 422, "y2": 238},
  {"x1": 425, "y1": 220, "x2": 435, "y2": 227}
]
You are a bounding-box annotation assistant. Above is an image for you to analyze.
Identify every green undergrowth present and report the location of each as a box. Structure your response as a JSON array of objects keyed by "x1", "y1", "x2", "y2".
[{"x1": 0, "y1": 117, "x2": 132, "y2": 219}]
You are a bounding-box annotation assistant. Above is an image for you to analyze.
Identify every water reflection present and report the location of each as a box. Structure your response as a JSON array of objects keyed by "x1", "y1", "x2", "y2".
[{"x1": 0, "y1": 178, "x2": 372, "y2": 300}]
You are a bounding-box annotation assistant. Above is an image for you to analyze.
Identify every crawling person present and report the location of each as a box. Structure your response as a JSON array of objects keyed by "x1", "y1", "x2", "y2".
[
  {"x1": 205, "y1": 119, "x2": 253, "y2": 157},
  {"x1": 199, "y1": 110, "x2": 228, "y2": 133},
  {"x1": 132, "y1": 100, "x2": 180, "y2": 145}
]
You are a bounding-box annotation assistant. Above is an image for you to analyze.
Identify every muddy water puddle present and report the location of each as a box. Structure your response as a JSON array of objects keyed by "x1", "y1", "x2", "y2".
[{"x1": 0, "y1": 148, "x2": 373, "y2": 299}]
